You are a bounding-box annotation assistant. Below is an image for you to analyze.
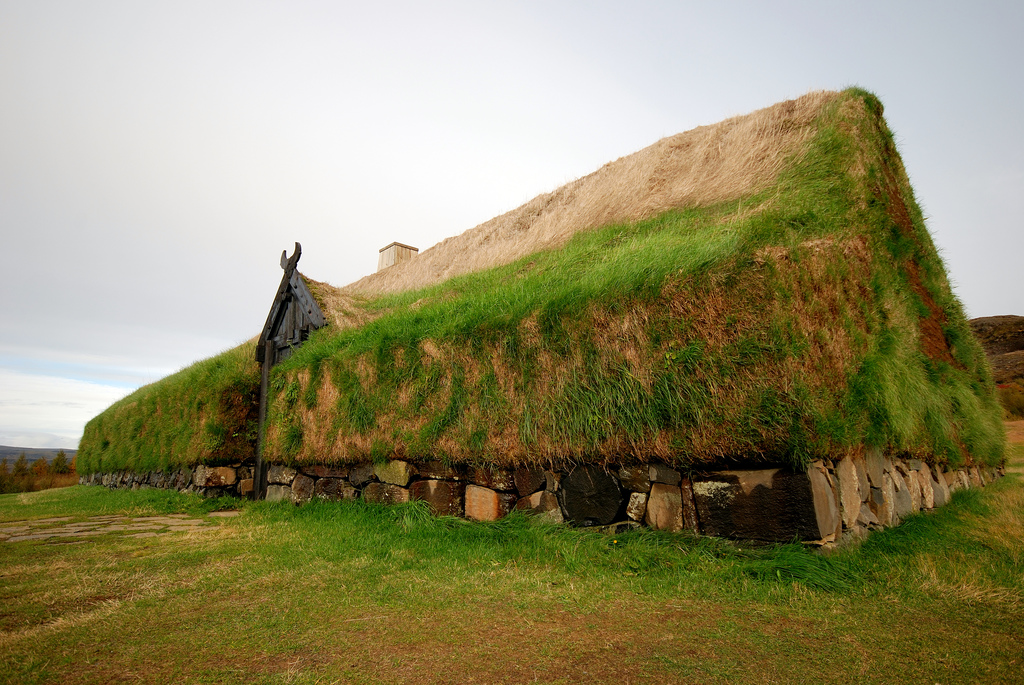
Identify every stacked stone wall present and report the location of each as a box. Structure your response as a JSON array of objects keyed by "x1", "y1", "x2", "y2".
[{"x1": 80, "y1": 452, "x2": 1004, "y2": 544}]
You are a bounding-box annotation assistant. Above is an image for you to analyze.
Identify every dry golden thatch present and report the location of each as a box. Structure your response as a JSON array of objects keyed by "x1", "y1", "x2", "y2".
[
  {"x1": 302, "y1": 275, "x2": 380, "y2": 331},
  {"x1": 344, "y1": 90, "x2": 839, "y2": 298}
]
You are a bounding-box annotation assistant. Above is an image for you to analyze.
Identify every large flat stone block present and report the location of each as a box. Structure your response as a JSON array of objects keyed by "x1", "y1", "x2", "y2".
[
  {"x1": 268, "y1": 465, "x2": 297, "y2": 485},
  {"x1": 349, "y1": 462, "x2": 376, "y2": 486},
  {"x1": 363, "y1": 482, "x2": 410, "y2": 505},
  {"x1": 835, "y1": 456, "x2": 861, "y2": 529},
  {"x1": 302, "y1": 465, "x2": 350, "y2": 479},
  {"x1": 469, "y1": 467, "x2": 515, "y2": 491},
  {"x1": 558, "y1": 465, "x2": 622, "y2": 527},
  {"x1": 465, "y1": 484, "x2": 515, "y2": 521},
  {"x1": 513, "y1": 468, "x2": 546, "y2": 497},
  {"x1": 932, "y1": 468, "x2": 950, "y2": 507},
  {"x1": 808, "y1": 463, "x2": 841, "y2": 541},
  {"x1": 649, "y1": 464, "x2": 681, "y2": 486},
  {"x1": 645, "y1": 483, "x2": 682, "y2": 532},
  {"x1": 693, "y1": 468, "x2": 834, "y2": 541},
  {"x1": 418, "y1": 462, "x2": 466, "y2": 481},
  {"x1": 680, "y1": 478, "x2": 699, "y2": 533},
  {"x1": 890, "y1": 469, "x2": 913, "y2": 520},
  {"x1": 266, "y1": 484, "x2": 291, "y2": 502},
  {"x1": 314, "y1": 478, "x2": 357, "y2": 501},
  {"x1": 617, "y1": 466, "x2": 651, "y2": 493},
  {"x1": 625, "y1": 492, "x2": 648, "y2": 521},
  {"x1": 374, "y1": 460, "x2": 415, "y2": 487},
  {"x1": 513, "y1": 490, "x2": 563, "y2": 523},
  {"x1": 917, "y1": 464, "x2": 935, "y2": 509},
  {"x1": 194, "y1": 466, "x2": 237, "y2": 488},
  {"x1": 410, "y1": 480, "x2": 465, "y2": 517},
  {"x1": 864, "y1": 447, "x2": 888, "y2": 488},
  {"x1": 291, "y1": 474, "x2": 315, "y2": 503}
]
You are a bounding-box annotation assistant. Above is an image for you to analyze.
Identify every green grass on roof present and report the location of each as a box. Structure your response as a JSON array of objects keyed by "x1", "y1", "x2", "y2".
[{"x1": 78, "y1": 89, "x2": 1005, "y2": 475}]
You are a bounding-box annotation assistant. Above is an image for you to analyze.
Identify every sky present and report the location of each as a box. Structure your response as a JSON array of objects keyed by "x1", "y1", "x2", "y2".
[{"x1": 1, "y1": 0, "x2": 1022, "y2": 449}]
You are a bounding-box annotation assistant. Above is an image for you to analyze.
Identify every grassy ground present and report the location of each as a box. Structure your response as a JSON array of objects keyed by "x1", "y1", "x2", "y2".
[{"x1": 3, "y1": 426, "x2": 1022, "y2": 684}]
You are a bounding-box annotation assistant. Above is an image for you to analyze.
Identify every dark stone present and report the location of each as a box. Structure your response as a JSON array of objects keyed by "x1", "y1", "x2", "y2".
[
  {"x1": 469, "y1": 467, "x2": 515, "y2": 491},
  {"x1": 418, "y1": 461, "x2": 466, "y2": 481},
  {"x1": 314, "y1": 478, "x2": 357, "y2": 501},
  {"x1": 645, "y1": 483, "x2": 682, "y2": 532},
  {"x1": 291, "y1": 474, "x2": 314, "y2": 503},
  {"x1": 513, "y1": 468, "x2": 546, "y2": 497},
  {"x1": 174, "y1": 469, "x2": 192, "y2": 490},
  {"x1": 857, "y1": 503, "x2": 880, "y2": 527},
  {"x1": 267, "y1": 465, "x2": 297, "y2": 485},
  {"x1": 617, "y1": 466, "x2": 651, "y2": 492},
  {"x1": 558, "y1": 465, "x2": 622, "y2": 527},
  {"x1": 362, "y1": 482, "x2": 409, "y2": 505},
  {"x1": 680, "y1": 477, "x2": 699, "y2": 533},
  {"x1": 865, "y1": 448, "x2": 887, "y2": 488},
  {"x1": 465, "y1": 485, "x2": 516, "y2": 521},
  {"x1": 374, "y1": 460, "x2": 415, "y2": 486},
  {"x1": 302, "y1": 465, "x2": 350, "y2": 479},
  {"x1": 692, "y1": 468, "x2": 832, "y2": 541},
  {"x1": 808, "y1": 463, "x2": 841, "y2": 540},
  {"x1": 835, "y1": 456, "x2": 861, "y2": 529},
  {"x1": 194, "y1": 465, "x2": 237, "y2": 488},
  {"x1": 238, "y1": 479, "x2": 254, "y2": 498},
  {"x1": 514, "y1": 490, "x2": 563, "y2": 523},
  {"x1": 649, "y1": 464, "x2": 681, "y2": 486},
  {"x1": 931, "y1": 471, "x2": 950, "y2": 507},
  {"x1": 349, "y1": 462, "x2": 376, "y2": 486},
  {"x1": 625, "y1": 492, "x2": 647, "y2": 521},
  {"x1": 410, "y1": 480, "x2": 465, "y2": 516},
  {"x1": 266, "y1": 484, "x2": 291, "y2": 502},
  {"x1": 869, "y1": 485, "x2": 891, "y2": 526}
]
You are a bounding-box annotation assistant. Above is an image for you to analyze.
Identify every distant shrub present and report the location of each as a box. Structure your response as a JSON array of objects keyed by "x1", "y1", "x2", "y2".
[
  {"x1": 51, "y1": 450, "x2": 70, "y2": 474},
  {"x1": 998, "y1": 383, "x2": 1024, "y2": 419}
]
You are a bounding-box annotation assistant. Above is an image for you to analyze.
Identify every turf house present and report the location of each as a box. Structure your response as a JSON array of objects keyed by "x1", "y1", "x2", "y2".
[{"x1": 78, "y1": 89, "x2": 1006, "y2": 544}]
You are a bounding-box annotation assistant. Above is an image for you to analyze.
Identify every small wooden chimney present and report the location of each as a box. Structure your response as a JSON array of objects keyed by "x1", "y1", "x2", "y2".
[{"x1": 378, "y1": 242, "x2": 418, "y2": 272}]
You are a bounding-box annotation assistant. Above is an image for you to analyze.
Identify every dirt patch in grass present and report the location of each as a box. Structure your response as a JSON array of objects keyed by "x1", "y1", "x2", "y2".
[
  {"x1": 876, "y1": 162, "x2": 958, "y2": 369},
  {"x1": 1004, "y1": 420, "x2": 1024, "y2": 445}
]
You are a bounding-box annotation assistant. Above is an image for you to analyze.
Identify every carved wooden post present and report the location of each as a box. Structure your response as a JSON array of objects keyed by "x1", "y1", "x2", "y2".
[
  {"x1": 253, "y1": 338, "x2": 273, "y2": 500},
  {"x1": 252, "y1": 242, "x2": 326, "y2": 500}
]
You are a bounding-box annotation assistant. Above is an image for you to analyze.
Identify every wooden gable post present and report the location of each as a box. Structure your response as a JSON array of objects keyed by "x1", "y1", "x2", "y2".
[{"x1": 253, "y1": 242, "x2": 326, "y2": 499}]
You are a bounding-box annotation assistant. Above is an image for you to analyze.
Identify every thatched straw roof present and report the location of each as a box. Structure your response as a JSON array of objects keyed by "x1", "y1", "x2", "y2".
[{"x1": 345, "y1": 90, "x2": 838, "y2": 298}]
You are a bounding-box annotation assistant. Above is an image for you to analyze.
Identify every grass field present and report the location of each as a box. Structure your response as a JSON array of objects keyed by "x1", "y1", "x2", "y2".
[{"x1": 2, "y1": 425, "x2": 1022, "y2": 684}]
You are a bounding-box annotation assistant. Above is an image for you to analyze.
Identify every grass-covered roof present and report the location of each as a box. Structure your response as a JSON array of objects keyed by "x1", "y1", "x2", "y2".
[{"x1": 78, "y1": 89, "x2": 1006, "y2": 476}]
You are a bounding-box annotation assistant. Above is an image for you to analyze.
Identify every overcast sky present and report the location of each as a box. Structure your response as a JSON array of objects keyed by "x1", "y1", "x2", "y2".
[{"x1": 1, "y1": 0, "x2": 1021, "y2": 449}]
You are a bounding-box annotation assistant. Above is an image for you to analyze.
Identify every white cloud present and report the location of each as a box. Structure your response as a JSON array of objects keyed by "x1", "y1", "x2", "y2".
[{"x1": 0, "y1": 369, "x2": 129, "y2": 448}]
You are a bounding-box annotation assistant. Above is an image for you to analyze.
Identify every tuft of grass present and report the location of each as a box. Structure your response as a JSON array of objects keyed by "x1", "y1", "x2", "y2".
[{"x1": 77, "y1": 342, "x2": 259, "y2": 474}]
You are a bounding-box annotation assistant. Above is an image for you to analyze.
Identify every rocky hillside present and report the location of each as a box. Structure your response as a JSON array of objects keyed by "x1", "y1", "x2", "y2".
[
  {"x1": 969, "y1": 315, "x2": 1024, "y2": 384},
  {"x1": 970, "y1": 315, "x2": 1024, "y2": 418}
]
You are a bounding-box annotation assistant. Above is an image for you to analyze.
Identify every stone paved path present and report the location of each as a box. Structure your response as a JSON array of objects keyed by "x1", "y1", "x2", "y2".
[{"x1": 0, "y1": 511, "x2": 241, "y2": 544}]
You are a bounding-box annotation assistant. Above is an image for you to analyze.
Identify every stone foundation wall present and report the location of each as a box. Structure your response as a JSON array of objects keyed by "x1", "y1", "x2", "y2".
[{"x1": 80, "y1": 451, "x2": 1004, "y2": 544}]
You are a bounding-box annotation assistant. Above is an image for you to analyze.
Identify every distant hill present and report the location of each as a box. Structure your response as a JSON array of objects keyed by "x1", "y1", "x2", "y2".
[
  {"x1": 0, "y1": 445, "x2": 77, "y2": 466},
  {"x1": 969, "y1": 316, "x2": 1024, "y2": 385},
  {"x1": 970, "y1": 315, "x2": 1024, "y2": 419}
]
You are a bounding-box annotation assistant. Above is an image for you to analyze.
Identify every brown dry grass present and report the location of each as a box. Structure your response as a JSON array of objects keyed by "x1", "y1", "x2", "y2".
[
  {"x1": 275, "y1": 235, "x2": 879, "y2": 469},
  {"x1": 302, "y1": 275, "x2": 380, "y2": 331},
  {"x1": 345, "y1": 90, "x2": 839, "y2": 298}
]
